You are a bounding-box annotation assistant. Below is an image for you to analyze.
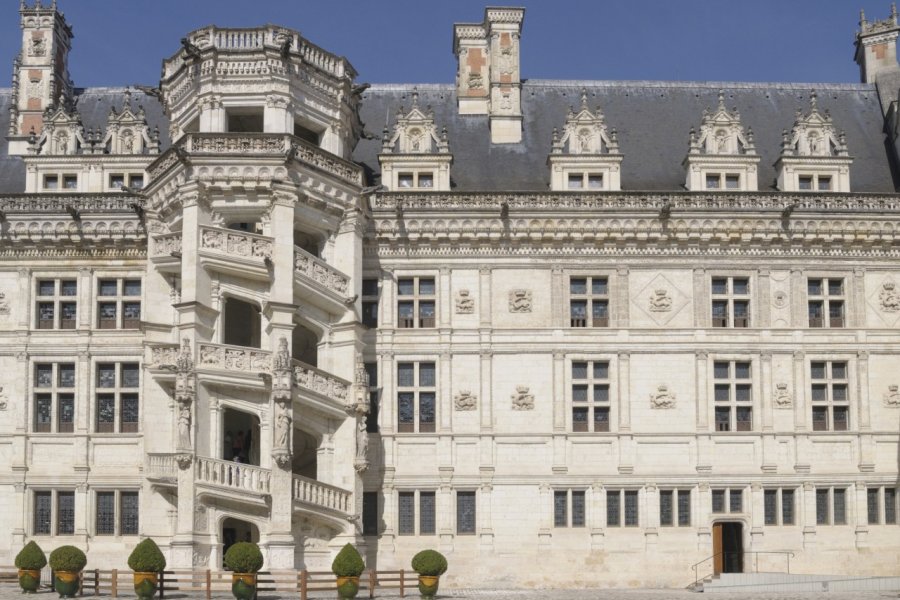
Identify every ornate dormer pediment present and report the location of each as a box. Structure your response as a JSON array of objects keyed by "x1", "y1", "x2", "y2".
[
  {"x1": 31, "y1": 100, "x2": 84, "y2": 155},
  {"x1": 548, "y1": 89, "x2": 623, "y2": 191},
  {"x1": 684, "y1": 90, "x2": 760, "y2": 191},
  {"x1": 101, "y1": 90, "x2": 160, "y2": 155},
  {"x1": 379, "y1": 89, "x2": 452, "y2": 191},
  {"x1": 775, "y1": 91, "x2": 852, "y2": 192}
]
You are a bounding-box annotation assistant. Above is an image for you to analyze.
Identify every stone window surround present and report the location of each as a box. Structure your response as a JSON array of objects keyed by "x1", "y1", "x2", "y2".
[
  {"x1": 659, "y1": 488, "x2": 692, "y2": 527},
  {"x1": 713, "y1": 359, "x2": 754, "y2": 432},
  {"x1": 711, "y1": 487, "x2": 745, "y2": 514},
  {"x1": 455, "y1": 489, "x2": 477, "y2": 535},
  {"x1": 809, "y1": 359, "x2": 850, "y2": 432},
  {"x1": 92, "y1": 488, "x2": 140, "y2": 537},
  {"x1": 704, "y1": 172, "x2": 742, "y2": 190},
  {"x1": 93, "y1": 360, "x2": 141, "y2": 435},
  {"x1": 806, "y1": 274, "x2": 846, "y2": 328},
  {"x1": 566, "y1": 270, "x2": 614, "y2": 328},
  {"x1": 815, "y1": 486, "x2": 849, "y2": 526},
  {"x1": 31, "y1": 360, "x2": 76, "y2": 434},
  {"x1": 396, "y1": 170, "x2": 435, "y2": 190},
  {"x1": 710, "y1": 273, "x2": 752, "y2": 328},
  {"x1": 41, "y1": 171, "x2": 79, "y2": 191},
  {"x1": 95, "y1": 274, "x2": 142, "y2": 330},
  {"x1": 396, "y1": 359, "x2": 437, "y2": 433},
  {"x1": 30, "y1": 488, "x2": 75, "y2": 537},
  {"x1": 396, "y1": 489, "x2": 437, "y2": 536},
  {"x1": 866, "y1": 486, "x2": 898, "y2": 526},
  {"x1": 568, "y1": 274, "x2": 610, "y2": 328},
  {"x1": 107, "y1": 172, "x2": 145, "y2": 191},
  {"x1": 763, "y1": 487, "x2": 797, "y2": 526},
  {"x1": 566, "y1": 354, "x2": 619, "y2": 434},
  {"x1": 553, "y1": 488, "x2": 587, "y2": 528},
  {"x1": 34, "y1": 276, "x2": 77, "y2": 330},
  {"x1": 395, "y1": 272, "x2": 436, "y2": 329},
  {"x1": 606, "y1": 488, "x2": 640, "y2": 527},
  {"x1": 570, "y1": 359, "x2": 611, "y2": 432}
]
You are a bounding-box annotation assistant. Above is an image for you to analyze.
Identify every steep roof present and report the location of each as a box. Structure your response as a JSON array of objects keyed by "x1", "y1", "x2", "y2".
[{"x1": 353, "y1": 81, "x2": 898, "y2": 193}]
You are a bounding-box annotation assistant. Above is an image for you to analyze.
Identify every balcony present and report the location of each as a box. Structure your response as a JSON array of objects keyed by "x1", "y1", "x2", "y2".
[
  {"x1": 196, "y1": 455, "x2": 271, "y2": 496},
  {"x1": 146, "y1": 453, "x2": 177, "y2": 487},
  {"x1": 293, "y1": 246, "x2": 352, "y2": 309},
  {"x1": 292, "y1": 359, "x2": 350, "y2": 413},
  {"x1": 198, "y1": 225, "x2": 273, "y2": 281},
  {"x1": 292, "y1": 473, "x2": 351, "y2": 516},
  {"x1": 149, "y1": 232, "x2": 182, "y2": 272}
]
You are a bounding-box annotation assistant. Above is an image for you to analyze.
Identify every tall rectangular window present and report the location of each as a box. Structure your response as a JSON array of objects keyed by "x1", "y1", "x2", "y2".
[
  {"x1": 120, "y1": 492, "x2": 139, "y2": 535},
  {"x1": 554, "y1": 489, "x2": 586, "y2": 528},
  {"x1": 711, "y1": 276, "x2": 750, "y2": 328},
  {"x1": 362, "y1": 491, "x2": 378, "y2": 536},
  {"x1": 96, "y1": 492, "x2": 116, "y2": 535},
  {"x1": 95, "y1": 490, "x2": 139, "y2": 536},
  {"x1": 554, "y1": 491, "x2": 568, "y2": 527},
  {"x1": 397, "y1": 276, "x2": 435, "y2": 328},
  {"x1": 396, "y1": 362, "x2": 436, "y2": 433},
  {"x1": 816, "y1": 487, "x2": 848, "y2": 525},
  {"x1": 868, "y1": 488, "x2": 880, "y2": 525},
  {"x1": 607, "y1": 490, "x2": 638, "y2": 527},
  {"x1": 807, "y1": 278, "x2": 844, "y2": 328},
  {"x1": 57, "y1": 491, "x2": 75, "y2": 535},
  {"x1": 677, "y1": 490, "x2": 691, "y2": 526},
  {"x1": 34, "y1": 491, "x2": 52, "y2": 535},
  {"x1": 712, "y1": 488, "x2": 743, "y2": 514},
  {"x1": 419, "y1": 491, "x2": 436, "y2": 535},
  {"x1": 398, "y1": 492, "x2": 415, "y2": 535},
  {"x1": 763, "y1": 488, "x2": 795, "y2": 526},
  {"x1": 35, "y1": 278, "x2": 77, "y2": 330},
  {"x1": 95, "y1": 362, "x2": 140, "y2": 433},
  {"x1": 97, "y1": 278, "x2": 142, "y2": 329},
  {"x1": 33, "y1": 363, "x2": 75, "y2": 433},
  {"x1": 810, "y1": 361, "x2": 849, "y2": 431},
  {"x1": 571, "y1": 361, "x2": 610, "y2": 432},
  {"x1": 886, "y1": 488, "x2": 898, "y2": 525},
  {"x1": 364, "y1": 362, "x2": 379, "y2": 434},
  {"x1": 713, "y1": 360, "x2": 752, "y2": 432},
  {"x1": 569, "y1": 276, "x2": 609, "y2": 327},
  {"x1": 456, "y1": 491, "x2": 476, "y2": 534},
  {"x1": 361, "y1": 278, "x2": 379, "y2": 328}
]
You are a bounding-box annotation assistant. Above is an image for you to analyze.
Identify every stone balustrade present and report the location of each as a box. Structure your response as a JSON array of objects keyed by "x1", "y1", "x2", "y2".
[
  {"x1": 148, "y1": 344, "x2": 180, "y2": 368},
  {"x1": 293, "y1": 246, "x2": 350, "y2": 297},
  {"x1": 198, "y1": 342, "x2": 272, "y2": 374},
  {"x1": 151, "y1": 232, "x2": 182, "y2": 258},
  {"x1": 146, "y1": 453, "x2": 177, "y2": 480},
  {"x1": 292, "y1": 359, "x2": 350, "y2": 404},
  {"x1": 292, "y1": 474, "x2": 351, "y2": 514},
  {"x1": 0, "y1": 194, "x2": 145, "y2": 213},
  {"x1": 199, "y1": 225, "x2": 273, "y2": 262},
  {"x1": 196, "y1": 455, "x2": 271, "y2": 495}
]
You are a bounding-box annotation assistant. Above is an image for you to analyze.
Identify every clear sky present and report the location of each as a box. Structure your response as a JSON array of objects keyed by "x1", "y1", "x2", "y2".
[{"x1": 1, "y1": 0, "x2": 897, "y2": 88}]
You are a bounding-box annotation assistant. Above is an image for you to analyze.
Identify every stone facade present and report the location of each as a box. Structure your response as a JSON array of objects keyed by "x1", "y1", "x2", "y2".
[{"x1": 0, "y1": 1, "x2": 898, "y2": 590}]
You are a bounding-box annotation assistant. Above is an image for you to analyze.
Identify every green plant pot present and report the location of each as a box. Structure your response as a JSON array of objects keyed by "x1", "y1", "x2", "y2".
[
  {"x1": 418, "y1": 575, "x2": 440, "y2": 599},
  {"x1": 335, "y1": 575, "x2": 359, "y2": 599},
  {"x1": 231, "y1": 573, "x2": 256, "y2": 600},
  {"x1": 18, "y1": 569, "x2": 41, "y2": 593},
  {"x1": 133, "y1": 572, "x2": 158, "y2": 600},
  {"x1": 53, "y1": 571, "x2": 80, "y2": 598}
]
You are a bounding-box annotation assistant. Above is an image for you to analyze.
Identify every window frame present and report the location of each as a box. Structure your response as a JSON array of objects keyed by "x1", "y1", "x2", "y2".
[
  {"x1": 659, "y1": 488, "x2": 692, "y2": 527},
  {"x1": 96, "y1": 277, "x2": 142, "y2": 330},
  {"x1": 93, "y1": 489, "x2": 140, "y2": 536},
  {"x1": 456, "y1": 490, "x2": 477, "y2": 535},
  {"x1": 711, "y1": 275, "x2": 751, "y2": 328},
  {"x1": 606, "y1": 489, "x2": 639, "y2": 527},
  {"x1": 570, "y1": 360, "x2": 611, "y2": 432},
  {"x1": 815, "y1": 486, "x2": 848, "y2": 526},
  {"x1": 32, "y1": 489, "x2": 76, "y2": 536},
  {"x1": 807, "y1": 277, "x2": 845, "y2": 328},
  {"x1": 396, "y1": 275, "x2": 436, "y2": 329},
  {"x1": 32, "y1": 362, "x2": 76, "y2": 434},
  {"x1": 361, "y1": 277, "x2": 380, "y2": 329},
  {"x1": 35, "y1": 277, "x2": 78, "y2": 330},
  {"x1": 553, "y1": 489, "x2": 587, "y2": 528},
  {"x1": 713, "y1": 360, "x2": 753, "y2": 432},
  {"x1": 396, "y1": 171, "x2": 435, "y2": 190},
  {"x1": 569, "y1": 275, "x2": 610, "y2": 328},
  {"x1": 94, "y1": 361, "x2": 140, "y2": 434},
  {"x1": 396, "y1": 361, "x2": 436, "y2": 433},
  {"x1": 711, "y1": 487, "x2": 744, "y2": 514},
  {"x1": 809, "y1": 360, "x2": 850, "y2": 432}
]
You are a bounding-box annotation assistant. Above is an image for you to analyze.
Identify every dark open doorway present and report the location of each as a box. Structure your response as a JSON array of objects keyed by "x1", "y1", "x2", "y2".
[{"x1": 712, "y1": 521, "x2": 743, "y2": 575}]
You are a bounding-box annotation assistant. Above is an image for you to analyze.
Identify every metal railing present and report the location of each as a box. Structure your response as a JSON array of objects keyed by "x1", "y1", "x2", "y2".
[{"x1": 692, "y1": 551, "x2": 795, "y2": 588}]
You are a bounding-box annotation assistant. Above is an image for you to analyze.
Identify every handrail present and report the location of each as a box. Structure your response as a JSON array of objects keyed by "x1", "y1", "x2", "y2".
[{"x1": 692, "y1": 550, "x2": 795, "y2": 588}]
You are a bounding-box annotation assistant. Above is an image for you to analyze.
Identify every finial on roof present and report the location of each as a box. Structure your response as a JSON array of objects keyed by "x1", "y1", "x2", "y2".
[
  {"x1": 411, "y1": 87, "x2": 419, "y2": 109},
  {"x1": 809, "y1": 89, "x2": 818, "y2": 111},
  {"x1": 19, "y1": 0, "x2": 26, "y2": 11},
  {"x1": 892, "y1": 2, "x2": 897, "y2": 22},
  {"x1": 580, "y1": 88, "x2": 588, "y2": 109},
  {"x1": 860, "y1": 8, "x2": 867, "y2": 28},
  {"x1": 51, "y1": 0, "x2": 57, "y2": 10},
  {"x1": 717, "y1": 89, "x2": 726, "y2": 111}
]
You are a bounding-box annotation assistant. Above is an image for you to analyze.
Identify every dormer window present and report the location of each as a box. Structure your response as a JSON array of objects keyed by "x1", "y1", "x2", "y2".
[
  {"x1": 704, "y1": 173, "x2": 741, "y2": 190},
  {"x1": 567, "y1": 173, "x2": 604, "y2": 190},
  {"x1": 705, "y1": 175, "x2": 720, "y2": 190},
  {"x1": 398, "y1": 173, "x2": 414, "y2": 188},
  {"x1": 396, "y1": 171, "x2": 434, "y2": 190},
  {"x1": 63, "y1": 175, "x2": 78, "y2": 190},
  {"x1": 43, "y1": 175, "x2": 58, "y2": 190}
]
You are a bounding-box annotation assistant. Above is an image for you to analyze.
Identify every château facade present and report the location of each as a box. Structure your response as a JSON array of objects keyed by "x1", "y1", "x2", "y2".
[{"x1": 0, "y1": 1, "x2": 898, "y2": 588}]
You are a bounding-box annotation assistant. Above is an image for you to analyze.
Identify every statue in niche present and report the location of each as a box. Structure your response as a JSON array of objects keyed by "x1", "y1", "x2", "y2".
[
  {"x1": 355, "y1": 418, "x2": 368, "y2": 462},
  {"x1": 578, "y1": 129, "x2": 592, "y2": 153},
  {"x1": 650, "y1": 384, "x2": 676, "y2": 409},
  {"x1": 177, "y1": 399, "x2": 192, "y2": 449},
  {"x1": 29, "y1": 37, "x2": 46, "y2": 57},
  {"x1": 274, "y1": 401, "x2": 291, "y2": 450},
  {"x1": 879, "y1": 281, "x2": 900, "y2": 312},
  {"x1": 715, "y1": 130, "x2": 728, "y2": 153},
  {"x1": 774, "y1": 382, "x2": 793, "y2": 408},
  {"x1": 648, "y1": 289, "x2": 672, "y2": 312}
]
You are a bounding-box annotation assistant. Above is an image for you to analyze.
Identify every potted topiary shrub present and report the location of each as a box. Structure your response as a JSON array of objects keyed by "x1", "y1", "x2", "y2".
[
  {"x1": 127, "y1": 539, "x2": 167, "y2": 600},
  {"x1": 411, "y1": 549, "x2": 447, "y2": 599},
  {"x1": 14, "y1": 541, "x2": 47, "y2": 593},
  {"x1": 48, "y1": 545, "x2": 86, "y2": 598},
  {"x1": 222, "y1": 542, "x2": 263, "y2": 600},
  {"x1": 331, "y1": 543, "x2": 364, "y2": 599}
]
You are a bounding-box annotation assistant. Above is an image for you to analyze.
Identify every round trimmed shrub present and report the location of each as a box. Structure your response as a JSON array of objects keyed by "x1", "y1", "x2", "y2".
[
  {"x1": 223, "y1": 542, "x2": 263, "y2": 574},
  {"x1": 331, "y1": 543, "x2": 364, "y2": 577},
  {"x1": 127, "y1": 539, "x2": 167, "y2": 573},
  {"x1": 15, "y1": 541, "x2": 48, "y2": 570},
  {"x1": 48, "y1": 546, "x2": 87, "y2": 573},
  {"x1": 411, "y1": 549, "x2": 447, "y2": 576}
]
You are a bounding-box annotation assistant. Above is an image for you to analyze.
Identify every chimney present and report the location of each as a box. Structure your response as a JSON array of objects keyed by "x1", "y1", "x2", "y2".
[
  {"x1": 454, "y1": 7, "x2": 525, "y2": 144},
  {"x1": 855, "y1": 3, "x2": 900, "y2": 84}
]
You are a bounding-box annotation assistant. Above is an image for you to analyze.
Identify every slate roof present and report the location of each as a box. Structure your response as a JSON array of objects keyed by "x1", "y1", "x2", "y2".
[{"x1": 0, "y1": 80, "x2": 897, "y2": 194}]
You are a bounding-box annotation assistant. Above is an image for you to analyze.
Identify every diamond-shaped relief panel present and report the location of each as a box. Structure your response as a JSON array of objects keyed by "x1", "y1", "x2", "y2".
[
  {"x1": 867, "y1": 276, "x2": 900, "y2": 327},
  {"x1": 633, "y1": 273, "x2": 690, "y2": 326}
]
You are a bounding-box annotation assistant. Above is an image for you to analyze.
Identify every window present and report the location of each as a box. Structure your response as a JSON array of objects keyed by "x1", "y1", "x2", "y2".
[
  {"x1": 660, "y1": 489, "x2": 691, "y2": 527},
  {"x1": 397, "y1": 172, "x2": 434, "y2": 189},
  {"x1": 398, "y1": 492, "x2": 415, "y2": 535},
  {"x1": 607, "y1": 490, "x2": 638, "y2": 527},
  {"x1": 807, "y1": 278, "x2": 844, "y2": 328},
  {"x1": 763, "y1": 488, "x2": 795, "y2": 526},
  {"x1": 818, "y1": 176, "x2": 831, "y2": 191},
  {"x1": 361, "y1": 278, "x2": 380, "y2": 328},
  {"x1": 364, "y1": 362, "x2": 379, "y2": 434},
  {"x1": 95, "y1": 362, "x2": 140, "y2": 433},
  {"x1": 867, "y1": 487, "x2": 898, "y2": 525},
  {"x1": 816, "y1": 487, "x2": 847, "y2": 525},
  {"x1": 362, "y1": 491, "x2": 379, "y2": 536},
  {"x1": 33, "y1": 363, "x2": 75, "y2": 433},
  {"x1": 35, "y1": 278, "x2": 77, "y2": 330},
  {"x1": 571, "y1": 361, "x2": 610, "y2": 432},
  {"x1": 810, "y1": 361, "x2": 849, "y2": 431},
  {"x1": 567, "y1": 173, "x2": 604, "y2": 190},
  {"x1": 554, "y1": 490, "x2": 586, "y2": 528},
  {"x1": 711, "y1": 488, "x2": 743, "y2": 513},
  {"x1": 95, "y1": 490, "x2": 139, "y2": 536},
  {"x1": 63, "y1": 174, "x2": 78, "y2": 190},
  {"x1": 397, "y1": 276, "x2": 435, "y2": 328},
  {"x1": 34, "y1": 490, "x2": 75, "y2": 536},
  {"x1": 711, "y1": 277, "x2": 750, "y2": 327},
  {"x1": 706, "y1": 173, "x2": 720, "y2": 189},
  {"x1": 798, "y1": 175, "x2": 813, "y2": 190},
  {"x1": 725, "y1": 174, "x2": 740, "y2": 189},
  {"x1": 397, "y1": 362, "x2": 435, "y2": 433},
  {"x1": 713, "y1": 361, "x2": 752, "y2": 432},
  {"x1": 97, "y1": 278, "x2": 142, "y2": 329},
  {"x1": 570, "y1": 276, "x2": 609, "y2": 327},
  {"x1": 43, "y1": 174, "x2": 59, "y2": 190},
  {"x1": 705, "y1": 173, "x2": 740, "y2": 190},
  {"x1": 109, "y1": 174, "x2": 125, "y2": 189},
  {"x1": 456, "y1": 491, "x2": 476, "y2": 534},
  {"x1": 798, "y1": 174, "x2": 833, "y2": 192}
]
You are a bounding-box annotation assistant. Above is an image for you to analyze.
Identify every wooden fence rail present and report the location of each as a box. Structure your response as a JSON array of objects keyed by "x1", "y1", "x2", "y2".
[{"x1": 0, "y1": 566, "x2": 420, "y2": 599}]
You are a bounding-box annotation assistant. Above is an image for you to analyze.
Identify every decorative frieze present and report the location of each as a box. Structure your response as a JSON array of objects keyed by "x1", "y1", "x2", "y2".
[
  {"x1": 511, "y1": 385, "x2": 534, "y2": 410},
  {"x1": 198, "y1": 342, "x2": 272, "y2": 373},
  {"x1": 454, "y1": 390, "x2": 477, "y2": 411},
  {"x1": 151, "y1": 233, "x2": 182, "y2": 257},
  {"x1": 508, "y1": 289, "x2": 532, "y2": 313},
  {"x1": 774, "y1": 383, "x2": 793, "y2": 408},
  {"x1": 294, "y1": 248, "x2": 350, "y2": 297},
  {"x1": 884, "y1": 384, "x2": 900, "y2": 407},
  {"x1": 649, "y1": 385, "x2": 676, "y2": 409},
  {"x1": 200, "y1": 226, "x2": 272, "y2": 261},
  {"x1": 293, "y1": 360, "x2": 350, "y2": 404}
]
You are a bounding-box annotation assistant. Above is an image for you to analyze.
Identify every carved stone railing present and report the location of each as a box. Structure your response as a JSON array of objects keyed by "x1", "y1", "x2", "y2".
[
  {"x1": 146, "y1": 453, "x2": 177, "y2": 480},
  {"x1": 150, "y1": 233, "x2": 182, "y2": 258},
  {"x1": 370, "y1": 191, "x2": 900, "y2": 213},
  {"x1": 198, "y1": 343, "x2": 272, "y2": 374},
  {"x1": 292, "y1": 474, "x2": 351, "y2": 514},
  {"x1": 147, "y1": 343, "x2": 180, "y2": 369},
  {"x1": 0, "y1": 194, "x2": 145, "y2": 213},
  {"x1": 293, "y1": 247, "x2": 350, "y2": 297},
  {"x1": 196, "y1": 455, "x2": 271, "y2": 495},
  {"x1": 199, "y1": 225, "x2": 273, "y2": 262},
  {"x1": 147, "y1": 134, "x2": 363, "y2": 187},
  {"x1": 292, "y1": 360, "x2": 350, "y2": 404}
]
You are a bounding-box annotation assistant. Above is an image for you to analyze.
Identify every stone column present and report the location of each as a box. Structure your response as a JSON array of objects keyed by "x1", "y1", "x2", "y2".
[
  {"x1": 77, "y1": 267, "x2": 91, "y2": 330},
  {"x1": 552, "y1": 351, "x2": 566, "y2": 432},
  {"x1": 696, "y1": 483, "x2": 711, "y2": 551},
  {"x1": 381, "y1": 469, "x2": 396, "y2": 553},
  {"x1": 478, "y1": 266, "x2": 492, "y2": 329},
  {"x1": 16, "y1": 267, "x2": 30, "y2": 330},
  {"x1": 478, "y1": 472, "x2": 494, "y2": 551},
  {"x1": 439, "y1": 350, "x2": 452, "y2": 432},
  {"x1": 538, "y1": 483, "x2": 552, "y2": 549},
  {"x1": 380, "y1": 352, "x2": 394, "y2": 434},
  {"x1": 856, "y1": 350, "x2": 871, "y2": 430},
  {"x1": 438, "y1": 470, "x2": 454, "y2": 553},
  {"x1": 695, "y1": 351, "x2": 709, "y2": 431},
  {"x1": 756, "y1": 268, "x2": 771, "y2": 328},
  {"x1": 790, "y1": 268, "x2": 805, "y2": 328},
  {"x1": 760, "y1": 352, "x2": 774, "y2": 431},
  {"x1": 693, "y1": 268, "x2": 707, "y2": 327},
  {"x1": 801, "y1": 482, "x2": 816, "y2": 548},
  {"x1": 11, "y1": 482, "x2": 25, "y2": 548},
  {"x1": 479, "y1": 352, "x2": 493, "y2": 431},
  {"x1": 615, "y1": 267, "x2": 630, "y2": 327},
  {"x1": 73, "y1": 350, "x2": 90, "y2": 473},
  {"x1": 749, "y1": 484, "x2": 764, "y2": 550},
  {"x1": 617, "y1": 352, "x2": 630, "y2": 432},
  {"x1": 550, "y1": 265, "x2": 564, "y2": 328},
  {"x1": 854, "y1": 481, "x2": 869, "y2": 549},
  {"x1": 644, "y1": 484, "x2": 659, "y2": 550},
  {"x1": 74, "y1": 483, "x2": 88, "y2": 542},
  {"x1": 439, "y1": 267, "x2": 452, "y2": 329},
  {"x1": 590, "y1": 483, "x2": 605, "y2": 549},
  {"x1": 793, "y1": 351, "x2": 807, "y2": 431},
  {"x1": 851, "y1": 268, "x2": 866, "y2": 328}
]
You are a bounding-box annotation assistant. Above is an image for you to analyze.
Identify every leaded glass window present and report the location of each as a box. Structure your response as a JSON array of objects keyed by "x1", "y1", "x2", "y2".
[
  {"x1": 456, "y1": 491, "x2": 476, "y2": 534},
  {"x1": 419, "y1": 492, "x2": 436, "y2": 535},
  {"x1": 398, "y1": 492, "x2": 415, "y2": 535},
  {"x1": 96, "y1": 492, "x2": 115, "y2": 535}
]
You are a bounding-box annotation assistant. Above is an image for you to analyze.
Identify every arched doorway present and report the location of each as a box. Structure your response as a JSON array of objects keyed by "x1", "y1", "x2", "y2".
[
  {"x1": 292, "y1": 429, "x2": 318, "y2": 479},
  {"x1": 712, "y1": 521, "x2": 743, "y2": 574},
  {"x1": 292, "y1": 323, "x2": 318, "y2": 367},
  {"x1": 223, "y1": 297, "x2": 261, "y2": 348},
  {"x1": 222, "y1": 408, "x2": 261, "y2": 466},
  {"x1": 222, "y1": 517, "x2": 259, "y2": 563}
]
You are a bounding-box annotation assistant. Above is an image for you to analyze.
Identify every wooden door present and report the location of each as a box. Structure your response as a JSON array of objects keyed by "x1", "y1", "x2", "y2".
[{"x1": 712, "y1": 523, "x2": 724, "y2": 575}]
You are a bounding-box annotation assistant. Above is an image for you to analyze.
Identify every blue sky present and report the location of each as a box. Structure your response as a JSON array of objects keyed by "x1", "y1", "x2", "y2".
[{"x1": 1, "y1": 1, "x2": 897, "y2": 88}]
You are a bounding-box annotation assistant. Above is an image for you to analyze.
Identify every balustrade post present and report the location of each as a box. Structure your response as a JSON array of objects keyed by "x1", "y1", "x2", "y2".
[{"x1": 111, "y1": 569, "x2": 117, "y2": 598}]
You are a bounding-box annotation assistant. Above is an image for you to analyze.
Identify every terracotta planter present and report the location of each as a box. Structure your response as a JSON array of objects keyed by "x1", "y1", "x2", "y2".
[
  {"x1": 230, "y1": 572, "x2": 257, "y2": 600},
  {"x1": 133, "y1": 572, "x2": 159, "y2": 600},
  {"x1": 417, "y1": 575, "x2": 440, "y2": 599},
  {"x1": 17, "y1": 569, "x2": 41, "y2": 593},
  {"x1": 53, "y1": 571, "x2": 80, "y2": 598},
  {"x1": 335, "y1": 575, "x2": 360, "y2": 599}
]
